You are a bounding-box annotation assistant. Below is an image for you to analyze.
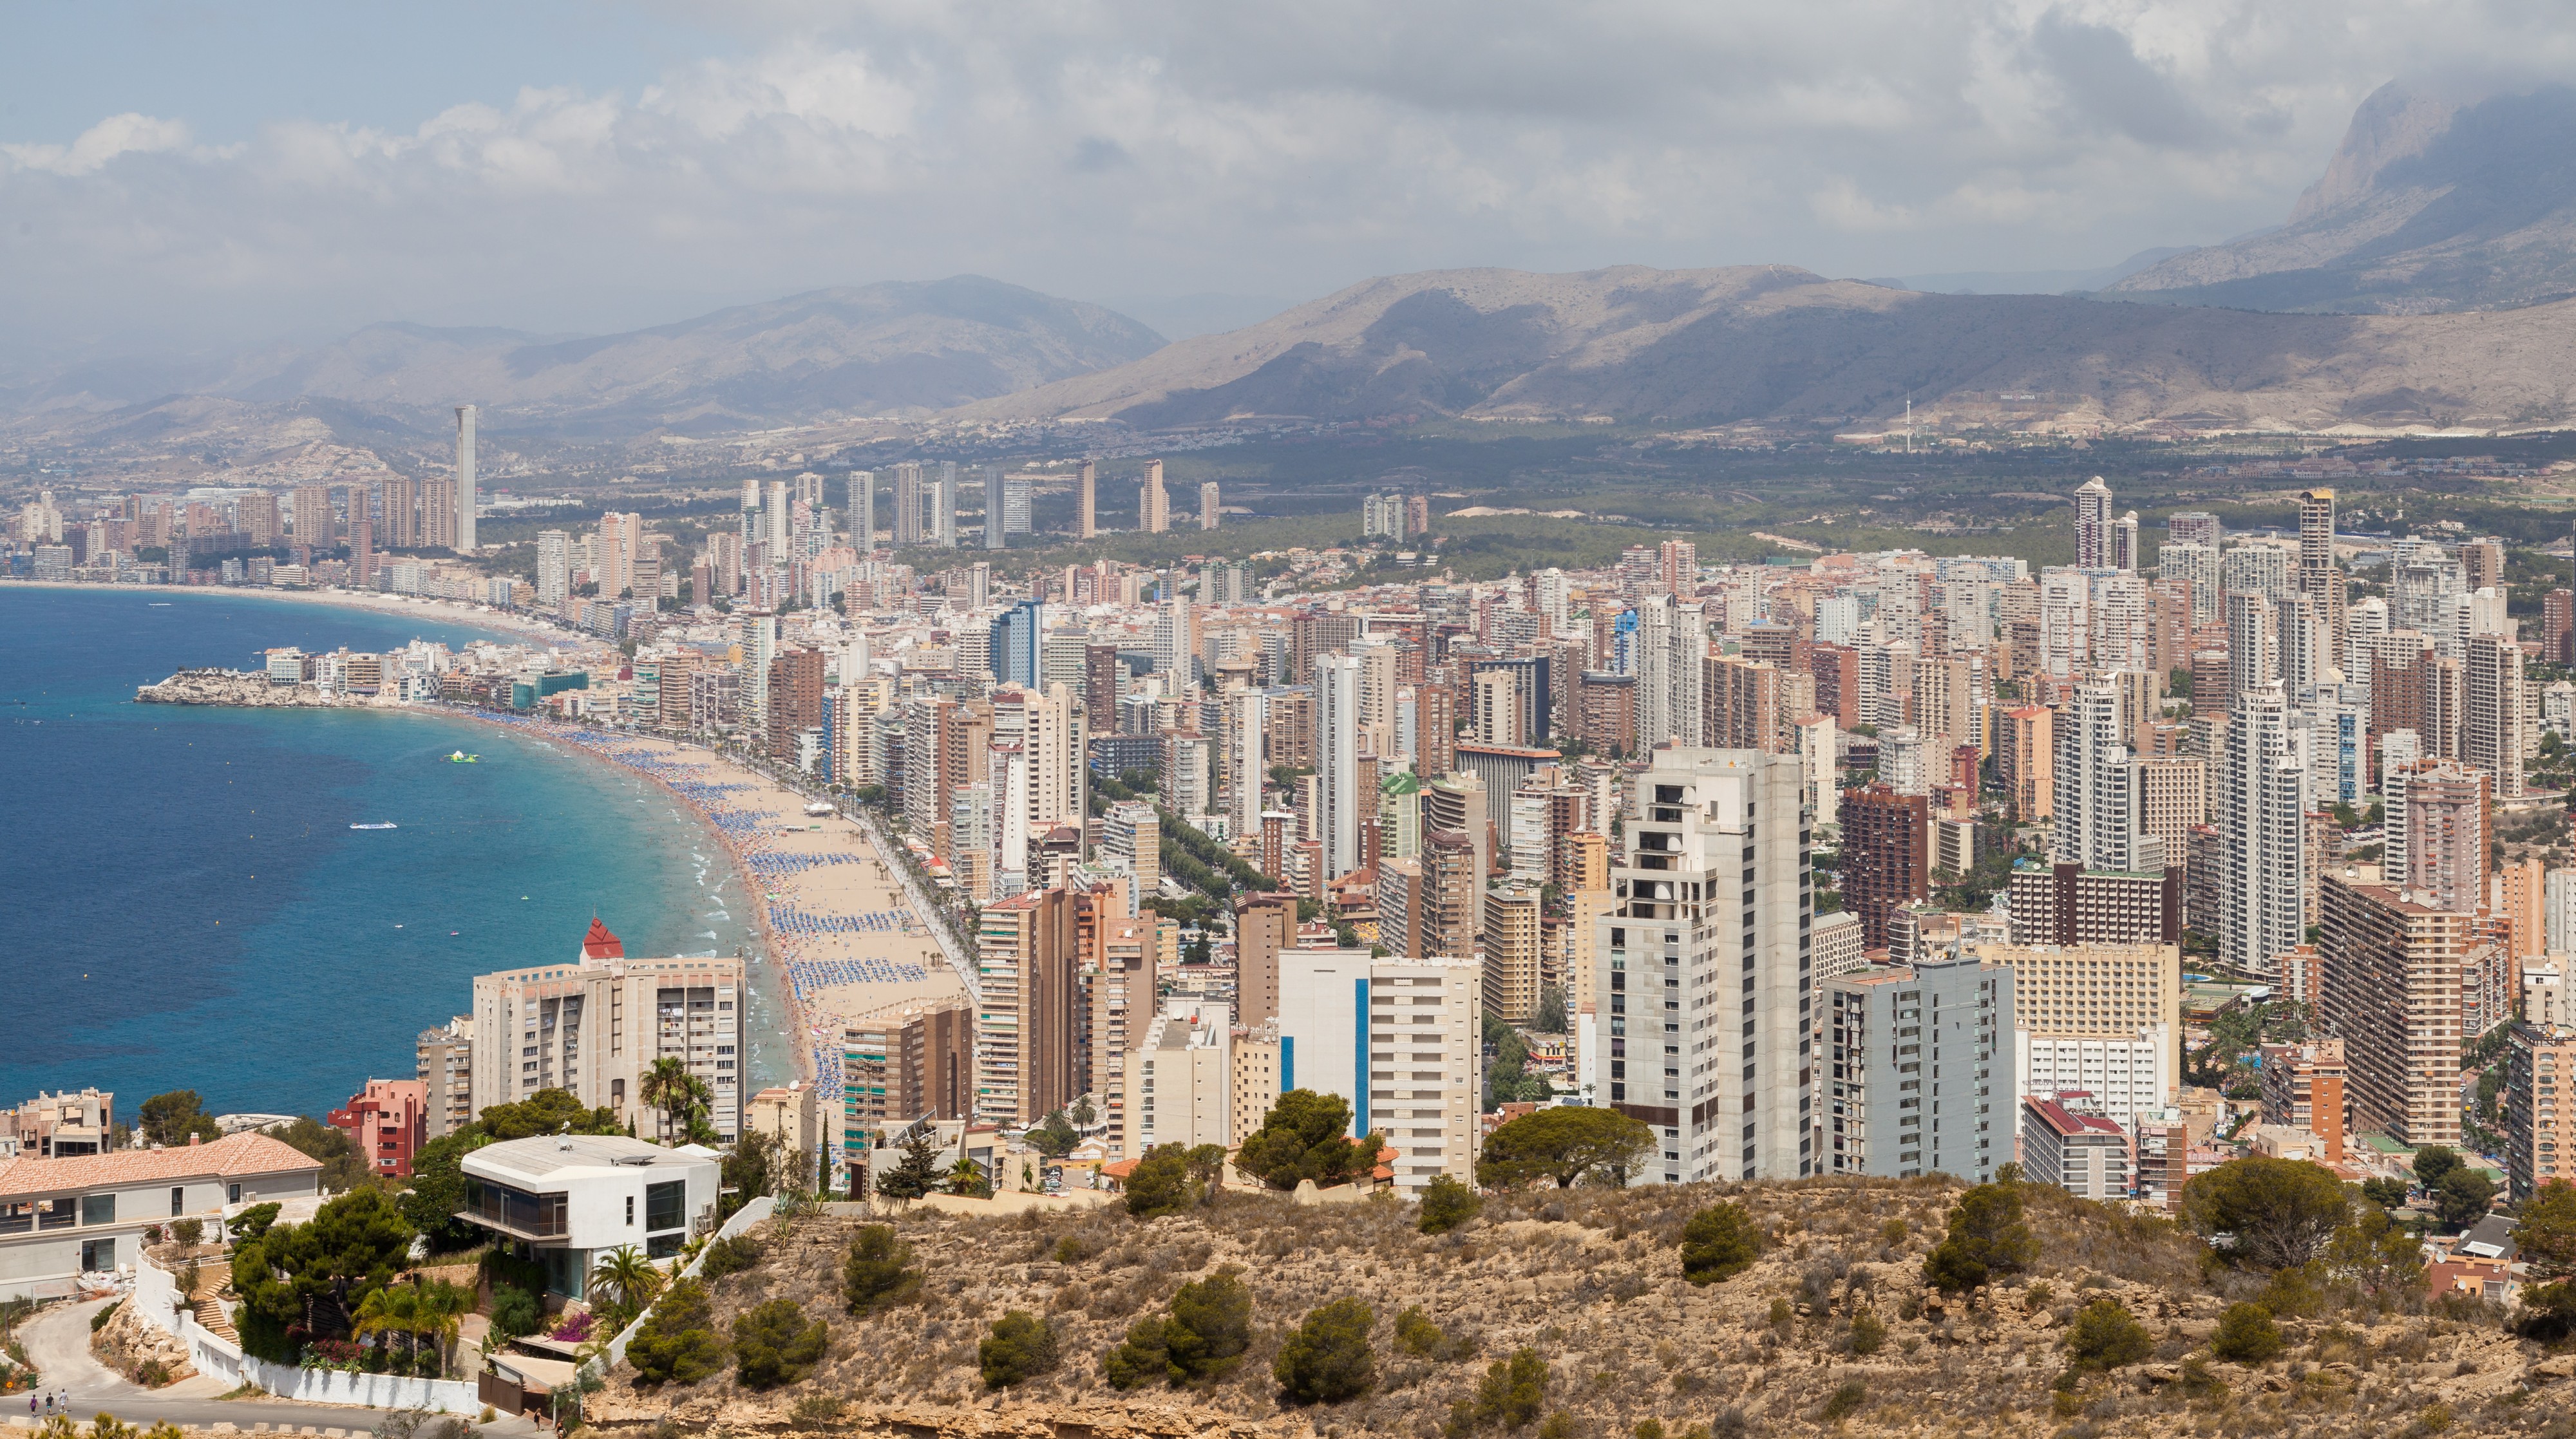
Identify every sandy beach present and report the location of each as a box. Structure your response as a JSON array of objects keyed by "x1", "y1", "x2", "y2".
[{"x1": 480, "y1": 719, "x2": 967, "y2": 1155}]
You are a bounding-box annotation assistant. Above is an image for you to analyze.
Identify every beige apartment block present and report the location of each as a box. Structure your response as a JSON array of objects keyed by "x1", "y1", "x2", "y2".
[
  {"x1": 468, "y1": 922, "x2": 746, "y2": 1141},
  {"x1": 2319, "y1": 878, "x2": 2466, "y2": 1150},
  {"x1": 1482, "y1": 884, "x2": 1544, "y2": 1025},
  {"x1": 1128, "y1": 1003, "x2": 1233, "y2": 1152},
  {"x1": 1367, "y1": 956, "x2": 1484, "y2": 1195},
  {"x1": 415, "y1": 1017, "x2": 473, "y2": 1140},
  {"x1": 1967, "y1": 941, "x2": 2183, "y2": 1083}
]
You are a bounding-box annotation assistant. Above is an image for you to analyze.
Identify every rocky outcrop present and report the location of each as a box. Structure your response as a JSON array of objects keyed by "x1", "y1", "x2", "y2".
[
  {"x1": 587, "y1": 1396, "x2": 1297, "y2": 1439},
  {"x1": 92, "y1": 1295, "x2": 196, "y2": 1386},
  {"x1": 136, "y1": 670, "x2": 351, "y2": 708}
]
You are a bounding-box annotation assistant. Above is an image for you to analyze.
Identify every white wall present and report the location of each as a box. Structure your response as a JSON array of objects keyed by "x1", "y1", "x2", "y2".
[
  {"x1": 1277, "y1": 950, "x2": 1368, "y2": 1134},
  {"x1": 131, "y1": 1249, "x2": 478, "y2": 1413}
]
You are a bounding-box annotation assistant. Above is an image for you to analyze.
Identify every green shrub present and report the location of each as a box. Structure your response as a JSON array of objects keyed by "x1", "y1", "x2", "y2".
[
  {"x1": 979, "y1": 1311, "x2": 1059, "y2": 1388},
  {"x1": 1678, "y1": 1201, "x2": 1761, "y2": 1286},
  {"x1": 1922, "y1": 1183, "x2": 2037, "y2": 1292},
  {"x1": 792, "y1": 1395, "x2": 848, "y2": 1425},
  {"x1": 1273, "y1": 1297, "x2": 1376, "y2": 1404},
  {"x1": 2209, "y1": 1302, "x2": 2284, "y2": 1364},
  {"x1": 842, "y1": 1226, "x2": 921, "y2": 1313},
  {"x1": 1126, "y1": 1145, "x2": 1193, "y2": 1218},
  {"x1": 732, "y1": 1298, "x2": 828, "y2": 1388},
  {"x1": 627, "y1": 1278, "x2": 725, "y2": 1386},
  {"x1": 171, "y1": 1219, "x2": 204, "y2": 1249},
  {"x1": 1103, "y1": 1271, "x2": 1253, "y2": 1387},
  {"x1": 1879, "y1": 1218, "x2": 1908, "y2": 1246},
  {"x1": 229, "y1": 1202, "x2": 283, "y2": 1241},
  {"x1": 1396, "y1": 1306, "x2": 1445, "y2": 1357},
  {"x1": 488, "y1": 1286, "x2": 542, "y2": 1342},
  {"x1": 1537, "y1": 1413, "x2": 1574, "y2": 1439},
  {"x1": 2064, "y1": 1299, "x2": 2152, "y2": 1373},
  {"x1": 1819, "y1": 1381, "x2": 1866, "y2": 1422},
  {"x1": 1419, "y1": 1174, "x2": 1483, "y2": 1235},
  {"x1": 1467, "y1": 1348, "x2": 1549, "y2": 1431},
  {"x1": 1847, "y1": 1310, "x2": 1886, "y2": 1356},
  {"x1": 91, "y1": 1301, "x2": 121, "y2": 1333},
  {"x1": 1633, "y1": 1422, "x2": 1664, "y2": 1439},
  {"x1": 698, "y1": 1234, "x2": 764, "y2": 1281}
]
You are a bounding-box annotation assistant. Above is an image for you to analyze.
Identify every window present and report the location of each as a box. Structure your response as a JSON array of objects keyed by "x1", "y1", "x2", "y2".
[
  {"x1": 645, "y1": 1180, "x2": 687, "y2": 1234},
  {"x1": 227, "y1": 1184, "x2": 242, "y2": 1205},
  {"x1": 80, "y1": 1238, "x2": 116, "y2": 1272},
  {"x1": 171, "y1": 1187, "x2": 185, "y2": 1217},
  {"x1": 80, "y1": 1194, "x2": 115, "y2": 1226},
  {"x1": 626, "y1": 1195, "x2": 636, "y2": 1227}
]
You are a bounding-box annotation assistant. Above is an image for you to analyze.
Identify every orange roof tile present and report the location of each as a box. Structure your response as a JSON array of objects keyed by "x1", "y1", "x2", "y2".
[
  {"x1": 581, "y1": 917, "x2": 625, "y2": 960},
  {"x1": 0, "y1": 1131, "x2": 321, "y2": 1198}
]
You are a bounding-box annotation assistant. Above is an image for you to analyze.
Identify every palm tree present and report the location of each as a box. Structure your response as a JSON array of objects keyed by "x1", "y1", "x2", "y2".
[
  {"x1": 585, "y1": 1245, "x2": 662, "y2": 1328},
  {"x1": 638, "y1": 1058, "x2": 707, "y2": 1143}
]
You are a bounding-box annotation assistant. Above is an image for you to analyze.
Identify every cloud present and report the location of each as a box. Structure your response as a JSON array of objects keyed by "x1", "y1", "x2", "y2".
[
  {"x1": 5, "y1": 1, "x2": 2576, "y2": 353},
  {"x1": 1, "y1": 112, "x2": 197, "y2": 176}
]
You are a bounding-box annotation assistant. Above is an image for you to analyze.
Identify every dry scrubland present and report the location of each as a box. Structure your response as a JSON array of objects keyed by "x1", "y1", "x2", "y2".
[{"x1": 588, "y1": 1178, "x2": 2576, "y2": 1439}]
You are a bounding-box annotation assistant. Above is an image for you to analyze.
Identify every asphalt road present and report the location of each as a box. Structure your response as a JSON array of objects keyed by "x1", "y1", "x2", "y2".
[{"x1": 15, "y1": 1299, "x2": 538, "y2": 1436}]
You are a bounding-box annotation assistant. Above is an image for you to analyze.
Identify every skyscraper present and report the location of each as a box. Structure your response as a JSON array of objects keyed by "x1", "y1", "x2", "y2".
[
  {"x1": 1635, "y1": 595, "x2": 1705, "y2": 751},
  {"x1": 1199, "y1": 480, "x2": 1220, "y2": 531},
  {"x1": 989, "y1": 600, "x2": 1042, "y2": 688},
  {"x1": 851, "y1": 471, "x2": 875, "y2": 549},
  {"x1": 1314, "y1": 654, "x2": 1362, "y2": 879},
  {"x1": 453, "y1": 404, "x2": 477, "y2": 553},
  {"x1": 1078, "y1": 459, "x2": 1097, "y2": 540},
  {"x1": 933, "y1": 462, "x2": 959, "y2": 547},
  {"x1": 536, "y1": 530, "x2": 570, "y2": 605},
  {"x1": 2073, "y1": 477, "x2": 2114, "y2": 569},
  {"x1": 1591, "y1": 748, "x2": 1814, "y2": 1183},
  {"x1": 2467, "y1": 632, "x2": 2526, "y2": 796},
  {"x1": 2112, "y1": 511, "x2": 2139, "y2": 572},
  {"x1": 985, "y1": 464, "x2": 1007, "y2": 550},
  {"x1": 2220, "y1": 682, "x2": 2308, "y2": 979},
  {"x1": 1140, "y1": 459, "x2": 1170, "y2": 534},
  {"x1": 2298, "y1": 488, "x2": 2335, "y2": 576},
  {"x1": 892, "y1": 462, "x2": 923, "y2": 547}
]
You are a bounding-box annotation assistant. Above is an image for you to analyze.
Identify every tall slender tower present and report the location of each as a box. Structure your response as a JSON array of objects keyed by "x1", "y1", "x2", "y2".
[
  {"x1": 2072, "y1": 476, "x2": 2113, "y2": 569},
  {"x1": 453, "y1": 404, "x2": 478, "y2": 552},
  {"x1": 985, "y1": 464, "x2": 1007, "y2": 551},
  {"x1": 1141, "y1": 459, "x2": 1170, "y2": 534},
  {"x1": 1078, "y1": 459, "x2": 1097, "y2": 540},
  {"x1": 1314, "y1": 654, "x2": 1362, "y2": 879},
  {"x1": 852, "y1": 471, "x2": 875, "y2": 549}
]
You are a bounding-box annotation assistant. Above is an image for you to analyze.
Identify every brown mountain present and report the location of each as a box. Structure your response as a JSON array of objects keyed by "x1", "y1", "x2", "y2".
[
  {"x1": 953, "y1": 263, "x2": 2576, "y2": 430},
  {"x1": 2104, "y1": 80, "x2": 2576, "y2": 314}
]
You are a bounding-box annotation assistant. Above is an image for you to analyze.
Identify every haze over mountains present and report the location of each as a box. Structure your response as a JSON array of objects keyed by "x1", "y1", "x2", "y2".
[{"x1": 18, "y1": 77, "x2": 2576, "y2": 446}]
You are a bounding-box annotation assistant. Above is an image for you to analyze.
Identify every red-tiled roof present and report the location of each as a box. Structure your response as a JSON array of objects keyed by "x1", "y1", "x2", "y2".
[
  {"x1": 0, "y1": 1131, "x2": 321, "y2": 1198},
  {"x1": 581, "y1": 917, "x2": 625, "y2": 960},
  {"x1": 2025, "y1": 1097, "x2": 2126, "y2": 1138}
]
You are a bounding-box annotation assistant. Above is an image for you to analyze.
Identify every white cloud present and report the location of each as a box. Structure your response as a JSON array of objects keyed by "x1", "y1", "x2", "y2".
[{"x1": 4, "y1": 1, "x2": 2575, "y2": 352}]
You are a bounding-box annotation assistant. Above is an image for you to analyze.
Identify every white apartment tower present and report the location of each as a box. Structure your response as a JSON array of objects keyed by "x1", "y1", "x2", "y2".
[
  {"x1": 536, "y1": 530, "x2": 571, "y2": 605},
  {"x1": 852, "y1": 471, "x2": 875, "y2": 549},
  {"x1": 1593, "y1": 748, "x2": 1814, "y2": 1184},
  {"x1": 2072, "y1": 477, "x2": 2113, "y2": 569},
  {"x1": 1140, "y1": 459, "x2": 1170, "y2": 534},
  {"x1": 2220, "y1": 682, "x2": 2309, "y2": 979},
  {"x1": 1635, "y1": 595, "x2": 1706, "y2": 751},
  {"x1": 468, "y1": 928, "x2": 745, "y2": 1142},
  {"x1": 453, "y1": 404, "x2": 478, "y2": 552},
  {"x1": 1314, "y1": 654, "x2": 1363, "y2": 879}
]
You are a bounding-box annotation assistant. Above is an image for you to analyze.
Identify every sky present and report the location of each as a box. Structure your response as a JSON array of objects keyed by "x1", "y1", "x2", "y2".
[{"x1": 6, "y1": 1, "x2": 2576, "y2": 359}]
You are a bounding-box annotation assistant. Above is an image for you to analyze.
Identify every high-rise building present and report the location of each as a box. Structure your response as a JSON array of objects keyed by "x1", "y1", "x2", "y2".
[
  {"x1": 2381, "y1": 760, "x2": 2490, "y2": 914},
  {"x1": 1978, "y1": 939, "x2": 2184, "y2": 1090},
  {"x1": 2506, "y1": 1021, "x2": 2576, "y2": 1199},
  {"x1": 1591, "y1": 749, "x2": 1814, "y2": 1183},
  {"x1": 1273, "y1": 950, "x2": 1484, "y2": 1194},
  {"x1": 1481, "y1": 884, "x2": 1544, "y2": 1024},
  {"x1": 536, "y1": 531, "x2": 571, "y2": 605},
  {"x1": 2319, "y1": 876, "x2": 2466, "y2": 1149},
  {"x1": 984, "y1": 464, "x2": 1007, "y2": 550},
  {"x1": 1140, "y1": 459, "x2": 1170, "y2": 534},
  {"x1": 2219, "y1": 683, "x2": 2307, "y2": 979},
  {"x1": 1635, "y1": 596, "x2": 1706, "y2": 752},
  {"x1": 893, "y1": 462, "x2": 924, "y2": 547},
  {"x1": 2167, "y1": 511, "x2": 2221, "y2": 548},
  {"x1": 2073, "y1": 477, "x2": 2114, "y2": 569},
  {"x1": 1314, "y1": 653, "x2": 1363, "y2": 879},
  {"x1": 468, "y1": 921, "x2": 744, "y2": 1140},
  {"x1": 2297, "y1": 487, "x2": 2335, "y2": 580},
  {"x1": 972, "y1": 888, "x2": 1081, "y2": 1126},
  {"x1": 382, "y1": 476, "x2": 419, "y2": 549},
  {"x1": 1126, "y1": 1002, "x2": 1231, "y2": 1151},
  {"x1": 1077, "y1": 459, "x2": 1097, "y2": 539},
  {"x1": 2467, "y1": 632, "x2": 2526, "y2": 796},
  {"x1": 453, "y1": 405, "x2": 478, "y2": 552},
  {"x1": 851, "y1": 470, "x2": 875, "y2": 548},
  {"x1": 933, "y1": 462, "x2": 958, "y2": 547},
  {"x1": 2258, "y1": 1038, "x2": 2346, "y2": 1163},
  {"x1": 767, "y1": 647, "x2": 826, "y2": 762},
  {"x1": 2112, "y1": 511, "x2": 2139, "y2": 572},
  {"x1": 1841, "y1": 783, "x2": 1928, "y2": 951},
  {"x1": 1199, "y1": 480, "x2": 1220, "y2": 531},
  {"x1": 841, "y1": 1000, "x2": 972, "y2": 1132},
  {"x1": 1823, "y1": 952, "x2": 2014, "y2": 1181},
  {"x1": 291, "y1": 484, "x2": 334, "y2": 554},
  {"x1": 990, "y1": 600, "x2": 1042, "y2": 688},
  {"x1": 415, "y1": 1016, "x2": 472, "y2": 1140}
]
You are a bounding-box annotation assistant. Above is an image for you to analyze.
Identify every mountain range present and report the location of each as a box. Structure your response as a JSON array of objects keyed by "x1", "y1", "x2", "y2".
[
  {"x1": 19, "y1": 79, "x2": 2576, "y2": 444},
  {"x1": 2104, "y1": 80, "x2": 2576, "y2": 314}
]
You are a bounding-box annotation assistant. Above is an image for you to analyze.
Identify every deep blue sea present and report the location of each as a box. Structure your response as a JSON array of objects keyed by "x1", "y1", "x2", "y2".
[{"x1": 0, "y1": 586, "x2": 787, "y2": 1120}]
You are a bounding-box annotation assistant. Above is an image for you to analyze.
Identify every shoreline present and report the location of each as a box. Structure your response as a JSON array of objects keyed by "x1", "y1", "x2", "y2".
[{"x1": 1, "y1": 578, "x2": 580, "y2": 648}]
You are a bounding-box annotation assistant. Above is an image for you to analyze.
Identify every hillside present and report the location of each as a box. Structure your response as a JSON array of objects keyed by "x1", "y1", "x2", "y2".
[
  {"x1": 8, "y1": 277, "x2": 1166, "y2": 437},
  {"x1": 585, "y1": 1178, "x2": 2561, "y2": 1439},
  {"x1": 949, "y1": 264, "x2": 2576, "y2": 431},
  {"x1": 2105, "y1": 81, "x2": 2576, "y2": 314}
]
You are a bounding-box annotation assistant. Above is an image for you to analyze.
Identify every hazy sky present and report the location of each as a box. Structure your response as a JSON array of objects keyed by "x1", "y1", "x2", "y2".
[{"x1": 6, "y1": 1, "x2": 2574, "y2": 357}]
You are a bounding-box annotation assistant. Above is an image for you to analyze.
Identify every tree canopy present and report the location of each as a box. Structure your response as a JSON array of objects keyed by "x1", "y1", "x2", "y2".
[
  {"x1": 1474, "y1": 1107, "x2": 1653, "y2": 1189},
  {"x1": 138, "y1": 1091, "x2": 223, "y2": 1148},
  {"x1": 1922, "y1": 1181, "x2": 2038, "y2": 1292},
  {"x1": 2181, "y1": 1156, "x2": 2352, "y2": 1271},
  {"x1": 1235, "y1": 1091, "x2": 1384, "y2": 1190},
  {"x1": 230, "y1": 1188, "x2": 416, "y2": 1362}
]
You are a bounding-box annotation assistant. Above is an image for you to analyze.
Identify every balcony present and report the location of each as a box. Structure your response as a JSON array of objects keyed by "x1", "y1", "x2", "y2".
[{"x1": 463, "y1": 1179, "x2": 569, "y2": 1241}]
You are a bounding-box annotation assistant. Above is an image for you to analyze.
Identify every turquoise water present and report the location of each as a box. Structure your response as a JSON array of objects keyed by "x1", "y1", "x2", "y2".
[{"x1": 0, "y1": 587, "x2": 788, "y2": 1120}]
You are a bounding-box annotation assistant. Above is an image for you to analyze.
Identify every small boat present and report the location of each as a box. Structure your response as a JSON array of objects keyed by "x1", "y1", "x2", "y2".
[
  {"x1": 147, "y1": 603, "x2": 171, "y2": 607},
  {"x1": 350, "y1": 822, "x2": 398, "y2": 831},
  {"x1": 447, "y1": 751, "x2": 480, "y2": 763}
]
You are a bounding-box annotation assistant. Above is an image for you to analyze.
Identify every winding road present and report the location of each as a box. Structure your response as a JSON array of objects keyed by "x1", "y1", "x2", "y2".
[{"x1": 15, "y1": 1300, "x2": 537, "y2": 1436}]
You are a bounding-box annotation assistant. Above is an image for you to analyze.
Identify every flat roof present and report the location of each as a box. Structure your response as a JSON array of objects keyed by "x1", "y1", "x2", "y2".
[{"x1": 462, "y1": 1134, "x2": 713, "y2": 1186}]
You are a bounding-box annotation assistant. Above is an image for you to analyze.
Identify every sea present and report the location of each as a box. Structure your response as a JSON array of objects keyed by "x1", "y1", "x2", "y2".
[{"x1": 0, "y1": 586, "x2": 790, "y2": 1121}]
